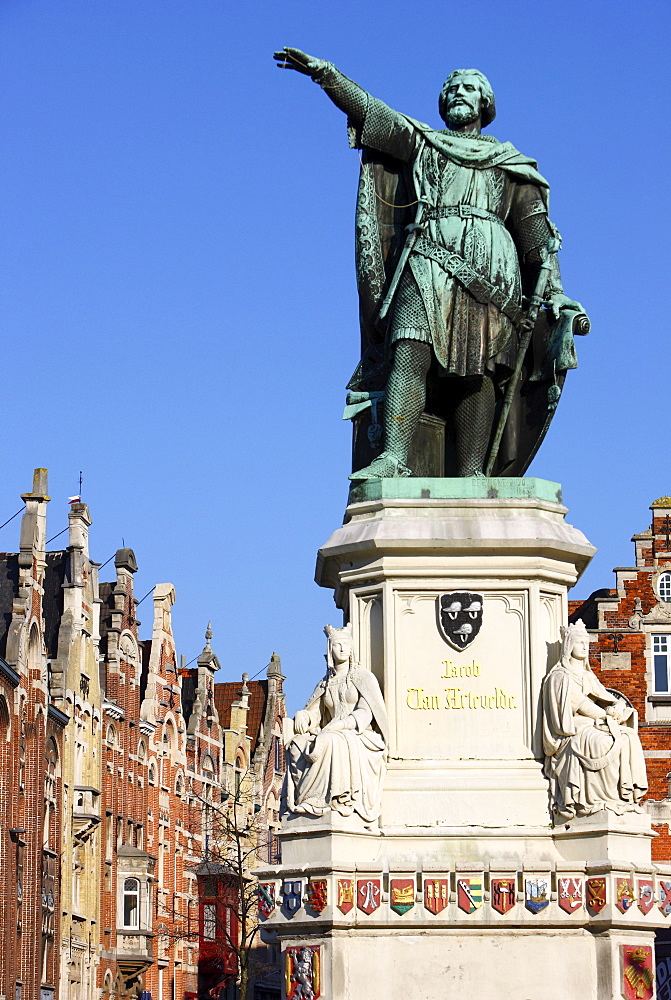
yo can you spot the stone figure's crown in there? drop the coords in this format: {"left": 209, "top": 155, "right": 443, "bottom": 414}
{"left": 560, "top": 619, "right": 589, "bottom": 658}
{"left": 324, "top": 623, "right": 353, "bottom": 642}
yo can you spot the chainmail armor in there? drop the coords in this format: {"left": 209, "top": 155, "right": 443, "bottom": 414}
{"left": 384, "top": 340, "right": 431, "bottom": 464}
{"left": 314, "top": 63, "right": 368, "bottom": 125}
{"left": 516, "top": 211, "right": 552, "bottom": 264}
{"left": 453, "top": 375, "right": 496, "bottom": 476}
{"left": 391, "top": 271, "right": 431, "bottom": 335}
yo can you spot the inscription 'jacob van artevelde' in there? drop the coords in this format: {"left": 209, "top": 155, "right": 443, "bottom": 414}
{"left": 407, "top": 686, "right": 516, "bottom": 710}
{"left": 406, "top": 658, "right": 518, "bottom": 711}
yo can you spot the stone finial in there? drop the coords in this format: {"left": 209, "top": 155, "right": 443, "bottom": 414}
{"left": 241, "top": 672, "right": 250, "bottom": 694}
{"left": 115, "top": 548, "right": 138, "bottom": 573}
{"left": 267, "top": 652, "right": 285, "bottom": 690}
{"left": 153, "top": 583, "right": 176, "bottom": 605}
{"left": 205, "top": 622, "right": 213, "bottom": 649}
{"left": 21, "top": 467, "right": 50, "bottom": 502}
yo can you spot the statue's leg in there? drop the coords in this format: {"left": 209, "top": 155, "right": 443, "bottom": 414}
{"left": 385, "top": 339, "right": 431, "bottom": 463}
{"left": 349, "top": 339, "right": 431, "bottom": 479}
{"left": 453, "top": 374, "right": 495, "bottom": 477}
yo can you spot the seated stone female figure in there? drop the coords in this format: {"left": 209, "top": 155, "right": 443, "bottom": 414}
{"left": 284, "top": 624, "right": 388, "bottom": 824}
{"left": 542, "top": 620, "right": 647, "bottom": 821}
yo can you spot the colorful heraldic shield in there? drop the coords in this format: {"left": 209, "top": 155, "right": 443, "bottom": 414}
{"left": 617, "top": 878, "right": 636, "bottom": 914}
{"left": 307, "top": 879, "right": 328, "bottom": 914}
{"left": 258, "top": 882, "right": 276, "bottom": 919}
{"left": 438, "top": 592, "right": 483, "bottom": 650}
{"left": 637, "top": 879, "right": 655, "bottom": 915}
{"left": 558, "top": 877, "right": 583, "bottom": 914}
{"left": 457, "top": 878, "right": 482, "bottom": 914}
{"left": 525, "top": 878, "right": 549, "bottom": 914}
{"left": 357, "top": 878, "right": 381, "bottom": 915}
{"left": 587, "top": 877, "right": 607, "bottom": 914}
{"left": 424, "top": 878, "right": 448, "bottom": 915}
{"left": 622, "top": 945, "right": 654, "bottom": 1000}
{"left": 491, "top": 878, "right": 516, "bottom": 914}
{"left": 283, "top": 879, "right": 303, "bottom": 917}
{"left": 285, "top": 946, "right": 321, "bottom": 1000}
{"left": 659, "top": 880, "right": 671, "bottom": 917}
{"left": 390, "top": 878, "right": 415, "bottom": 915}
{"left": 336, "top": 879, "right": 354, "bottom": 914}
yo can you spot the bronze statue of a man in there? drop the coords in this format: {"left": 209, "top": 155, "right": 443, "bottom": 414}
{"left": 275, "top": 48, "right": 587, "bottom": 479}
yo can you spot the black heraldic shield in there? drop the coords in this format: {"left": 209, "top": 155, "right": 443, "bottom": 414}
{"left": 438, "top": 592, "right": 483, "bottom": 650}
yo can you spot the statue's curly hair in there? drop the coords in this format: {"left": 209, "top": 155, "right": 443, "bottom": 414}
{"left": 438, "top": 69, "right": 496, "bottom": 128}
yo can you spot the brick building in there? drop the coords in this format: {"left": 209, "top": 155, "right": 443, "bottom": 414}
{"left": 0, "top": 469, "right": 69, "bottom": 1000}
{"left": 569, "top": 496, "right": 671, "bottom": 857}
{"left": 0, "top": 470, "right": 286, "bottom": 1000}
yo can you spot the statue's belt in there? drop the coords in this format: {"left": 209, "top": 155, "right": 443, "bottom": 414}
{"left": 412, "top": 235, "right": 524, "bottom": 327}
{"left": 423, "top": 204, "right": 504, "bottom": 226}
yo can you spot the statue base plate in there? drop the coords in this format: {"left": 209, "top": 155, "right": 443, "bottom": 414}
{"left": 348, "top": 474, "right": 563, "bottom": 505}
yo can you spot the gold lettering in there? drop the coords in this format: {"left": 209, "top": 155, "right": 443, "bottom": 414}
{"left": 406, "top": 687, "right": 422, "bottom": 709}
{"left": 444, "top": 687, "right": 463, "bottom": 709}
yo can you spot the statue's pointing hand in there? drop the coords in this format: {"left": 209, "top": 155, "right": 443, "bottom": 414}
{"left": 273, "top": 47, "right": 328, "bottom": 78}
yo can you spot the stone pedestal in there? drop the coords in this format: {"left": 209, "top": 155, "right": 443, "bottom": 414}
{"left": 261, "top": 482, "right": 667, "bottom": 1000}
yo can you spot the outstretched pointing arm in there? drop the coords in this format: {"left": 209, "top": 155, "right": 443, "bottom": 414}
{"left": 273, "top": 47, "right": 369, "bottom": 129}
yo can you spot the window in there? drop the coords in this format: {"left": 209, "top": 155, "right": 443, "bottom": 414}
{"left": 659, "top": 574, "right": 671, "bottom": 603}
{"left": 137, "top": 741, "right": 146, "bottom": 763}
{"left": 274, "top": 737, "right": 282, "bottom": 773}
{"left": 203, "top": 903, "right": 217, "bottom": 941}
{"left": 203, "top": 877, "right": 217, "bottom": 898}
{"left": 234, "top": 757, "right": 243, "bottom": 800}
{"left": 123, "top": 877, "right": 140, "bottom": 929}
{"left": 148, "top": 763, "right": 156, "bottom": 785}
{"left": 268, "top": 833, "right": 281, "bottom": 864}
{"left": 654, "top": 635, "right": 671, "bottom": 692}
{"left": 106, "top": 724, "right": 115, "bottom": 747}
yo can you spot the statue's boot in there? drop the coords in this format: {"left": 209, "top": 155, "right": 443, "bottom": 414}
{"left": 349, "top": 451, "right": 413, "bottom": 480}
{"left": 454, "top": 374, "right": 495, "bottom": 477}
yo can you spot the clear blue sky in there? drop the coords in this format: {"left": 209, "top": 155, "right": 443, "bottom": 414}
{"left": 0, "top": 0, "right": 668, "bottom": 711}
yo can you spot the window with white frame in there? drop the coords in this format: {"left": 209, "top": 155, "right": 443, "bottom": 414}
{"left": 123, "top": 877, "right": 140, "bottom": 929}
{"left": 203, "top": 902, "right": 217, "bottom": 941}
{"left": 653, "top": 635, "right": 671, "bottom": 692}
{"left": 659, "top": 573, "right": 671, "bottom": 603}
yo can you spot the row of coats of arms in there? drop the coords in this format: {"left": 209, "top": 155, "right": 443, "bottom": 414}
{"left": 259, "top": 873, "right": 671, "bottom": 920}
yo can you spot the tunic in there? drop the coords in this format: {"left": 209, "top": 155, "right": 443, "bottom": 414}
{"left": 352, "top": 98, "right": 552, "bottom": 376}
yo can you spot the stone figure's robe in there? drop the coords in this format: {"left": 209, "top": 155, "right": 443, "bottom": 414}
{"left": 542, "top": 662, "right": 648, "bottom": 819}
{"left": 285, "top": 667, "right": 387, "bottom": 823}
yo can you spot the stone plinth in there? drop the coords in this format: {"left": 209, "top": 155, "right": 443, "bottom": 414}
{"left": 263, "top": 483, "right": 667, "bottom": 1000}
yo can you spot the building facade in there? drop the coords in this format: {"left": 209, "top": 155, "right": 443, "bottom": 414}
{"left": 569, "top": 495, "right": 671, "bottom": 855}
{"left": 0, "top": 470, "right": 286, "bottom": 1000}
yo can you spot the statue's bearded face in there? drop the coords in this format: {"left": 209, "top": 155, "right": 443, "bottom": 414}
{"left": 443, "top": 73, "right": 482, "bottom": 127}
